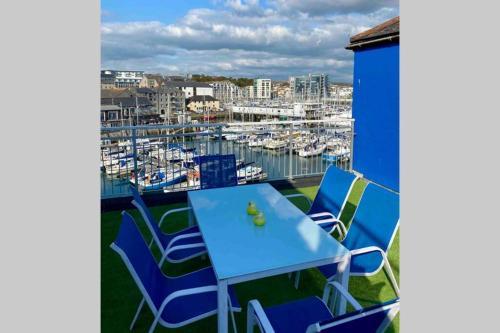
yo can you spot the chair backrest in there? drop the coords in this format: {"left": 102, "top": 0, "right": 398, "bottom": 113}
{"left": 308, "top": 165, "right": 359, "bottom": 219}
{"left": 342, "top": 183, "right": 400, "bottom": 253}
{"left": 129, "top": 185, "right": 163, "bottom": 251}
{"left": 312, "top": 299, "right": 400, "bottom": 333}
{"left": 197, "top": 154, "right": 238, "bottom": 190}
{"left": 110, "top": 211, "right": 168, "bottom": 311}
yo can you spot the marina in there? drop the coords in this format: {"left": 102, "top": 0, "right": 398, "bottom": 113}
{"left": 100, "top": 119, "right": 353, "bottom": 198}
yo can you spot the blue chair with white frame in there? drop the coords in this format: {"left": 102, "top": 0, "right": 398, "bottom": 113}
{"left": 316, "top": 182, "right": 400, "bottom": 298}
{"left": 111, "top": 211, "right": 241, "bottom": 333}
{"left": 130, "top": 185, "right": 207, "bottom": 264}
{"left": 285, "top": 165, "right": 360, "bottom": 236}
{"left": 196, "top": 154, "right": 238, "bottom": 190}
{"left": 247, "top": 281, "right": 399, "bottom": 333}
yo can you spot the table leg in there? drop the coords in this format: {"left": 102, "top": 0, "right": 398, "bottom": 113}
{"left": 218, "top": 280, "right": 229, "bottom": 333}
{"left": 334, "top": 253, "right": 351, "bottom": 315}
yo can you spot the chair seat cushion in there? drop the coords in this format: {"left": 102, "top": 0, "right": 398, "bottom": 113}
{"left": 318, "top": 251, "right": 384, "bottom": 279}
{"left": 160, "top": 267, "right": 241, "bottom": 325}
{"left": 263, "top": 296, "right": 333, "bottom": 333}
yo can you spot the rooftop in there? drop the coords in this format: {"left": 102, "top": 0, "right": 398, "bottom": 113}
{"left": 100, "top": 96, "right": 152, "bottom": 108}
{"left": 188, "top": 95, "right": 218, "bottom": 102}
{"left": 164, "top": 80, "right": 212, "bottom": 88}
{"left": 101, "top": 181, "right": 399, "bottom": 332}
{"left": 346, "top": 16, "right": 399, "bottom": 49}
{"left": 100, "top": 105, "right": 121, "bottom": 112}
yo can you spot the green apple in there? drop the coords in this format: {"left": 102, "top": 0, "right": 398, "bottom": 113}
{"left": 253, "top": 212, "right": 266, "bottom": 226}
{"left": 247, "top": 201, "right": 258, "bottom": 215}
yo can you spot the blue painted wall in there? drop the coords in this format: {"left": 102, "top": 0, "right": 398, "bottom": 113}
{"left": 352, "top": 43, "right": 399, "bottom": 192}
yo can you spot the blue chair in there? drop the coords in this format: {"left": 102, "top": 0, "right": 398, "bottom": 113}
{"left": 111, "top": 211, "right": 241, "bottom": 333}
{"left": 317, "top": 182, "right": 400, "bottom": 297}
{"left": 247, "top": 281, "right": 399, "bottom": 333}
{"left": 285, "top": 165, "right": 360, "bottom": 236}
{"left": 130, "top": 185, "right": 207, "bottom": 264}
{"left": 196, "top": 154, "right": 238, "bottom": 190}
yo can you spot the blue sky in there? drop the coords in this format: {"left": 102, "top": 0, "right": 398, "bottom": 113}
{"left": 101, "top": 0, "right": 399, "bottom": 82}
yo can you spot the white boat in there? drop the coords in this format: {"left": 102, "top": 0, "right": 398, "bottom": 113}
{"left": 264, "top": 139, "right": 287, "bottom": 150}
{"left": 154, "top": 146, "right": 197, "bottom": 162}
{"left": 130, "top": 167, "right": 188, "bottom": 190}
{"left": 105, "top": 158, "right": 145, "bottom": 176}
{"left": 298, "top": 144, "right": 326, "bottom": 157}
{"left": 326, "top": 138, "right": 344, "bottom": 149}
{"left": 100, "top": 151, "right": 133, "bottom": 168}
{"left": 248, "top": 138, "right": 265, "bottom": 148}
{"left": 224, "top": 134, "right": 238, "bottom": 141}
{"left": 237, "top": 165, "right": 267, "bottom": 183}
{"left": 322, "top": 147, "right": 350, "bottom": 162}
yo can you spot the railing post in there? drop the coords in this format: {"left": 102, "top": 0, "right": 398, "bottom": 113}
{"left": 218, "top": 125, "right": 223, "bottom": 155}
{"left": 349, "top": 120, "right": 354, "bottom": 172}
{"left": 131, "top": 127, "right": 139, "bottom": 190}
{"left": 288, "top": 124, "right": 293, "bottom": 180}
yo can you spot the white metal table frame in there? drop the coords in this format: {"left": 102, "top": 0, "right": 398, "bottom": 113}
{"left": 187, "top": 186, "right": 351, "bottom": 333}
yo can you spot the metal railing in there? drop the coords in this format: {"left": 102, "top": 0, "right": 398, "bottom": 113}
{"left": 100, "top": 119, "right": 354, "bottom": 198}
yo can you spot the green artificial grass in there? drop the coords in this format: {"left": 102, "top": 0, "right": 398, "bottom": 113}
{"left": 101, "top": 180, "right": 399, "bottom": 332}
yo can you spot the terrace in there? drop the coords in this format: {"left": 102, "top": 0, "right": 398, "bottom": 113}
{"left": 101, "top": 179, "right": 399, "bottom": 332}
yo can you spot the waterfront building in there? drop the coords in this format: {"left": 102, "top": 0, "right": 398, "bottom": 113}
{"left": 100, "top": 95, "right": 158, "bottom": 126}
{"left": 100, "top": 70, "right": 116, "bottom": 90}
{"left": 210, "top": 81, "right": 242, "bottom": 103}
{"left": 139, "top": 74, "right": 165, "bottom": 88}
{"left": 164, "top": 80, "right": 213, "bottom": 98}
{"left": 187, "top": 95, "right": 220, "bottom": 113}
{"left": 100, "top": 70, "right": 145, "bottom": 88}
{"left": 135, "top": 87, "right": 185, "bottom": 120}
{"left": 272, "top": 81, "right": 291, "bottom": 100}
{"left": 348, "top": 16, "right": 399, "bottom": 191}
{"left": 100, "top": 104, "right": 122, "bottom": 127}
{"left": 114, "top": 70, "right": 144, "bottom": 88}
{"left": 242, "top": 85, "right": 255, "bottom": 99}
{"left": 254, "top": 78, "right": 272, "bottom": 99}
{"left": 329, "top": 84, "right": 353, "bottom": 99}
{"left": 289, "top": 73, "right": 329, "bottom": 101}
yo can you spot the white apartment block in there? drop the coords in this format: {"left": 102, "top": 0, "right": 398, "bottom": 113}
{"left": 254, "top": 79, "right": 272, "bottom": 99}
{"left": 114, "top": 70, "right": 144, "bottom": 88}
{"left": 164, "top": 81, "right": 213, "bottom": 98}
{"left": 210, "top": 81, "right": 242, "bottom": 103}
{"left": 242, "top": 85, "right": 255, "bottom": 99}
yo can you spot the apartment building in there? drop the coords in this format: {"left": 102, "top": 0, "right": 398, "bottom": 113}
{"left": 164, "top": 81, "right": 213, "bottom": 98}
{"left": 253, "top": 78, "right": 272, "bottom": 99}
{"left": 289, "top": 73, "right": 329, "bottom": 100}
{"left": 187, "top": 95, "right": 220, "bottom": 113}
{"left": 101, "top": 70, "right": 145, "bottom": 88}
{"left": 210, "top": 81, "right": 242, "bottom": 103}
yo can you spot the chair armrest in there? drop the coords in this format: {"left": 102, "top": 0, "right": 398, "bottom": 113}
{"left": 314, "top": 218, "right": 347, "bottom": 239}
{"left": 325, "top": 281, "right": 362, "bottom": 311}
{"left": 166, "top": 232, "right": 203, "bottom": 251}
{"left": 350, "top": 246, "right": 385, "bottom": 258}
{"left": 309, "top": 212, "right": 337, "bottom": 220}
{"left": 158, "top": 207, "right": 191, "bottom": 227}
{"left": 284, "top": 193, "right": 312, "bottom": 208}
{"left": 248, "top": 299, "right": 276, "bottom": 333}
{"left": 159, "top": 242, "right": 206, "bottom": 266}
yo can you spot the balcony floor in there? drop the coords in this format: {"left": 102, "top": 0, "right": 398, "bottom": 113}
{"left": 101, "top": 180, "right": 399, "bottom": 332}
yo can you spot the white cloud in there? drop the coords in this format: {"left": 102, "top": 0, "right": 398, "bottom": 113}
{"left": 271, "top": 0, "right": 398, "bottom": 16}
{"left": 101, "top": 2, "right": 399, "bottom": 82}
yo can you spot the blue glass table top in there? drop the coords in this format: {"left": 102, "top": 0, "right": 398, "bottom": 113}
{"left": 188, "top": 183, "right": 350, "bottom": 281}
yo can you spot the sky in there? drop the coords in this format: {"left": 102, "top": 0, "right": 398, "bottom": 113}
{"left": 101, "top": 0, "right": 399, "bottom": 83}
